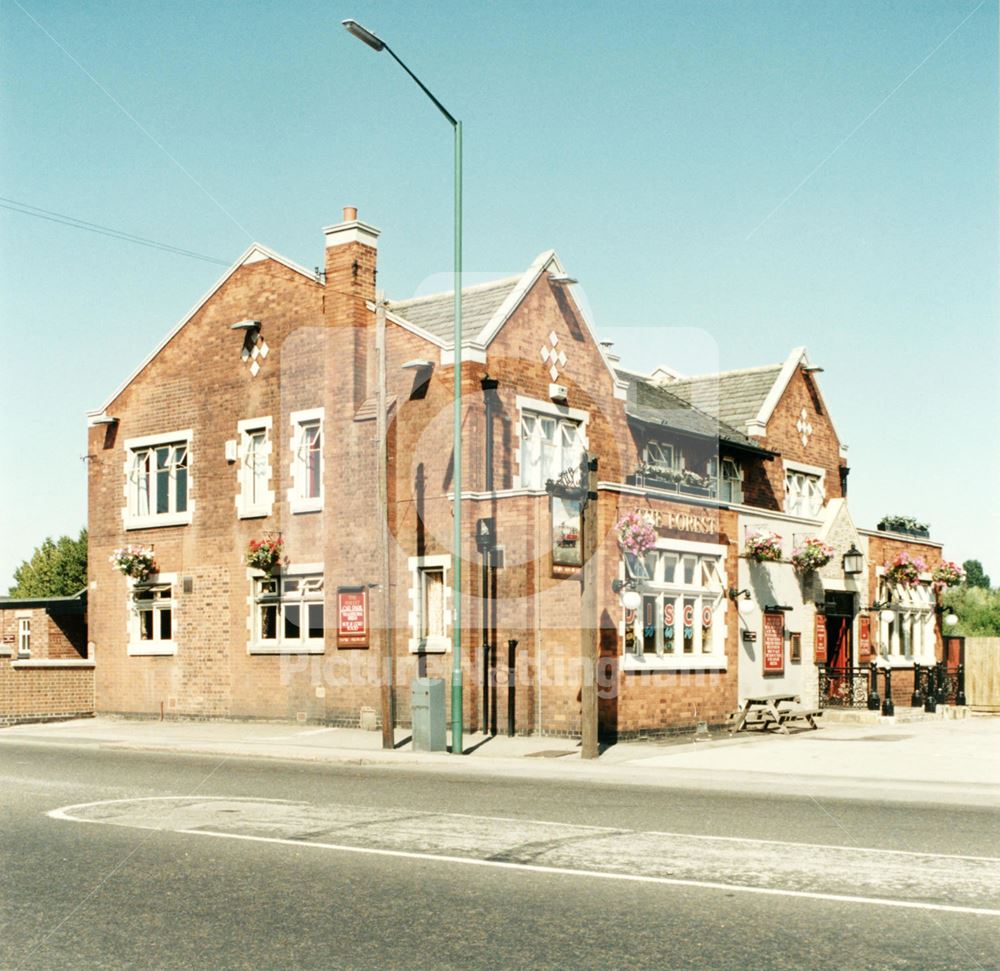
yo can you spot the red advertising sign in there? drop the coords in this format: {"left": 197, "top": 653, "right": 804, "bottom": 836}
{"left": 763, "top": 612, "right": 785, "bottom": 675}
{"left": 814, "top": 614, "right": 828, "bottom": 663}
{"left": 337, "top": 587, "right": 369, "bottom": 648}
{"left": 858, "top": 615, "right": 872, "bottom": 661}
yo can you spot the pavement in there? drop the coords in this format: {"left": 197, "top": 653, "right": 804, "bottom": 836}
{"left": 4, "top": 710, "right": 999, "bottom": 806}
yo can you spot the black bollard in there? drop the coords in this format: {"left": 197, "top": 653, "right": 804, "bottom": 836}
{"left": 881, "top": 665, "right": 894, "bottom": 717}
{"left": 956, "top": 663, "right": 967, "bottom": 707}
{"left": 911, "top": 663, "right": 923, "bottom": 707}
{"left": 935, "top": 661, "right": 947, "bottom": 705}
{"left": 867, "top": 661, "right": 881, "bottom": 711}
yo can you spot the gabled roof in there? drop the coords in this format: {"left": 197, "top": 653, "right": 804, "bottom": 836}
{"left": 386, "top": 250, "right": 628, "bottom": 397}
{"left": 623, "top": 376, "right": 773, "bottom": 454}
{"left": 386, "top": 276, "right": 521, "bottom": 344}
{"left": 663, "top": 363, "right": 784, "bottom": 432}
{"left": 88, "top": 242, "right": 319, "bottom": 421}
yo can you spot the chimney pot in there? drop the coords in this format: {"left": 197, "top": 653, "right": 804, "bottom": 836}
{"left": 343, "top": 206, "right": 358, "bottom": 222}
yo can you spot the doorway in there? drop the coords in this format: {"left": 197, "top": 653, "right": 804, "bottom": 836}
{"left": 825, "top": 591, "right": 856, "bottom": 670}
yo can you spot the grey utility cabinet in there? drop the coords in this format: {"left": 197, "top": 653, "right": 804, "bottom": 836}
{"left": 411, "top": 677, "right": 447, "bottom": 752}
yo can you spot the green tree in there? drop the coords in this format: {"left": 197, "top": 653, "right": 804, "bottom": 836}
{"left": 962, "top": 559, "right": 991, "bottom": 590}
{"left": 8, "top": 528, "right": 88, "bottom": 598}
{"left": 942, "top": 585, "right": 1000, "bottom": 637}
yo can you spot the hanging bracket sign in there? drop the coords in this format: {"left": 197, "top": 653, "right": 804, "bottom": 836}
{"left": 337, "top": 586, "right": 369, "bottom": 648}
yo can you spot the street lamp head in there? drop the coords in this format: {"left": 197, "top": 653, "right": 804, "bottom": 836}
{"left": 342, "top": 19, "right": 385, "bottom": 52}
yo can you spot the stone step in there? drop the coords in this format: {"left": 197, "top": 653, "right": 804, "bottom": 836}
{"left": 819, "top": 705, "right": 970, "bottom": 725}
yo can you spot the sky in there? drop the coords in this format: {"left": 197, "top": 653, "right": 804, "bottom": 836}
{"left": 1, "top": 0, "right": 997, "bottom": 588}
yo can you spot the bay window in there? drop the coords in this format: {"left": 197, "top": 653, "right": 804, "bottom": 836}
{"left": 880, "top": 583, "right": 936, "bottom": 665}
{"left": 623, "top": 543, "right": 728, "bottom": 670}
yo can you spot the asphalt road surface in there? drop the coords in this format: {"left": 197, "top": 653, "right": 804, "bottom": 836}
{"left": 2, "top": 739, "right": 999, "bottom": 971}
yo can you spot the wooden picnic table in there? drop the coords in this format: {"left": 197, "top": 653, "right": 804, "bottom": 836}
{"left": 729, "top": 692, "right": 822, "bottom": 734}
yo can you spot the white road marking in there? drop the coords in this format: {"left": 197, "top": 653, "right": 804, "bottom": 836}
{"left": 175, "top": 826, "right": 1000, "bottom": 918}
{"left": 47, "top": 796, "right": 1000, "bottom": 917}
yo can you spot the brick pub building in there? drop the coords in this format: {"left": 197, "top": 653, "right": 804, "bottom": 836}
{"left": 85, "top": 208, "right": 952, "bottom": 738}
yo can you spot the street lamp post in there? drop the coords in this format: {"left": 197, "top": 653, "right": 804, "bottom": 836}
{"left": 343, "top": 19, "right": 465, "bottom": 754}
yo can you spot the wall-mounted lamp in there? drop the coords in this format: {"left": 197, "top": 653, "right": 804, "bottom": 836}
{"left": 612, "top": 578, "right": 642, "bottom": 612}
{"left": 231, "top": 319, "right": 261, "bottom": 336}
{"left": 842, "top": 544, "right": 864, "bottom": 576}
{"left": 764, "top": 604, "right": 793, "bottom": 613}
{"left": 401, "top": 359, "right": 434, "bottom": 371}
{"left": 936, "top": 604, "right": 959, "bottom": 627}
{"left": 870, "top": 601, "right": 896, "bottom": 623}
{"left": 728, "top": 588, "right": 756, "bottom": 615}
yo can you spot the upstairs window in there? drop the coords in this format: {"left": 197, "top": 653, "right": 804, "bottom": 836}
{"left": 237, "top": 418, "right": 273, "bottom": 518}
{"left": 252, "top": 573, "right": 325, "bottom": 653}
{"left": 520, "top": 412, "right": 582, "bottom": 490}
{"left": 124, "top": 432, "right": 193, "bottom": 529}
{"left": 709, "top": 457, "right": 744, "bottom": 503}
{"left": 644, "top": 441, "right": 675, "bottom": 472}
{"left": 289, "top": 408, "right": 324, "bottom": 513}
{"left": 784, "top": 463, "right": 824, "bottom": 518}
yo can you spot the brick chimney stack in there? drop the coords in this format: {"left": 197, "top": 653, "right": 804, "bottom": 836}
{"left": 324, "top": 207, "right": 380, "bottom": 410}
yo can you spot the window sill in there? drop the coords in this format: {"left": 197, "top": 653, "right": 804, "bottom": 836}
{"left": 248, "top": 643, "right": 325, "bottom": 655}
{"left": 128, "top": 642, "right": 177, "bottom": 657}
{"left": 622, "top": 653, "right": 728, "bottom": 673}
{"left": 290, "top": 499, "right": 323, "bottom": 515}
{"left": 408, "top": 637, "right": 449, "bottom": 654}
{"left": 882, "top": 656, "right": 936, "bottom": 669}
{"left": 11, "top": 658, "right": 95, "bottom": 669}
{"left": 238, "top": 507, "right": 272, "bottom": 520}
{"left": 124, "top": 512, "right": 192, "bottom": 530}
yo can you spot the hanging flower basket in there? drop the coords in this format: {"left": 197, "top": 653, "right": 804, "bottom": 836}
{"left": 247, "top": 537, "right": 284, "bottom": 576}
{"left": 791, "top": 537, "right": 834, "bottom": 573}
{"left": 744, "top": 529, "right": 783, "bottom": 563}
{"left": 110, "top": 545, "right": 157, "bottom": 582}
{"left": 931, "top": 560, "right": 964, "bottom": 594}
{"left": 616, "top": 512, "right": 657, "bottom": 558}
{"left": 883, "top": 550, "right": 926, "bottom": 588}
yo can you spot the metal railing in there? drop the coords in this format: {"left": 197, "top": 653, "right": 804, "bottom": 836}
{"left": 817, "top": 664, "right": 874, "bottom": 709}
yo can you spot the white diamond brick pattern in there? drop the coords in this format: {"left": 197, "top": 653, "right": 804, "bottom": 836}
{"left": 795, "top": 408, "right": 813, "bottom": 447}
{"left": 242, "top": 336, "right": 269, "bottom": 378}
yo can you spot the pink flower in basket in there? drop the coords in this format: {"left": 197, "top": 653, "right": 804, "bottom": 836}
{"left": 745, "top": 529, "right": 783, "bottom": 563}
{"left": 616, "top": 512, "right": 657, "bottom": 557}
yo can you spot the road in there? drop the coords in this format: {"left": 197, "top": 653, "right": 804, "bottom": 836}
{"left": 2, "top": 739, "right": 999, "bottom": 971}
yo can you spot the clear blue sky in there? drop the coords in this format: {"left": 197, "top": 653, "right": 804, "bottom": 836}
{"left": 2, "top": 0, "right": 997, "bottom": 588}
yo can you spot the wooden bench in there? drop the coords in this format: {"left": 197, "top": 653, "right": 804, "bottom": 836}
{"left": 775, "top": 706, "right": 822, "bottom": 730}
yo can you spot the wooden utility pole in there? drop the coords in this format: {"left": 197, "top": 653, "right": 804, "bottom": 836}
{"left": 580, "top": 455, "right": 599, "bottom": 760}
{"left": 375, "top": 293, "right": 395, "bottom": 749}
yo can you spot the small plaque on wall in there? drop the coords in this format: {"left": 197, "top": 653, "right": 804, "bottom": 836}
{"left": 858, "top": 615, "right": 871, "bottom": 662}
{"left": 337, "top": 587, "right": 369, "bottom": 648}
{"left": 763, "top": 612, "right": 784, "bottom": 675}
{"left": 814, "top": 614, "right": 827, "bottom": 663}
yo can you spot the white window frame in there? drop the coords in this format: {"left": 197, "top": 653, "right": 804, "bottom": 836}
{"left": 644, "top": 440, "right": 676, "bottom": 472}
{"left": 783, "top": 460, "right": 825, "bottom": 519}
{"left": 17, "top": 617, "right": 31, "bottom": 657}
{"left": 127, "top": 572, "right": 177, "bottom": 656}
{"left": 288, "top": 408, "right": 324, "bottom": 513}
{"left": 622, "top": 538, "right": 728, "bottom": 671}
{"left": 122, "top": 431, "right": 194, "bottom": 530}
{"left": 248, "top": 565, "right": 325, "bottom": 655}
{"left": 407, "top": 554, "right": 451, "bottom": 653}
{"left": 236, "top": 417, "right": 274, "bottom": 518}
{"left": 709, "top": 456, "right": 743, "bottom": 504}
{"left": 514, "top": 395, "right": 589, "bottom": 491}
